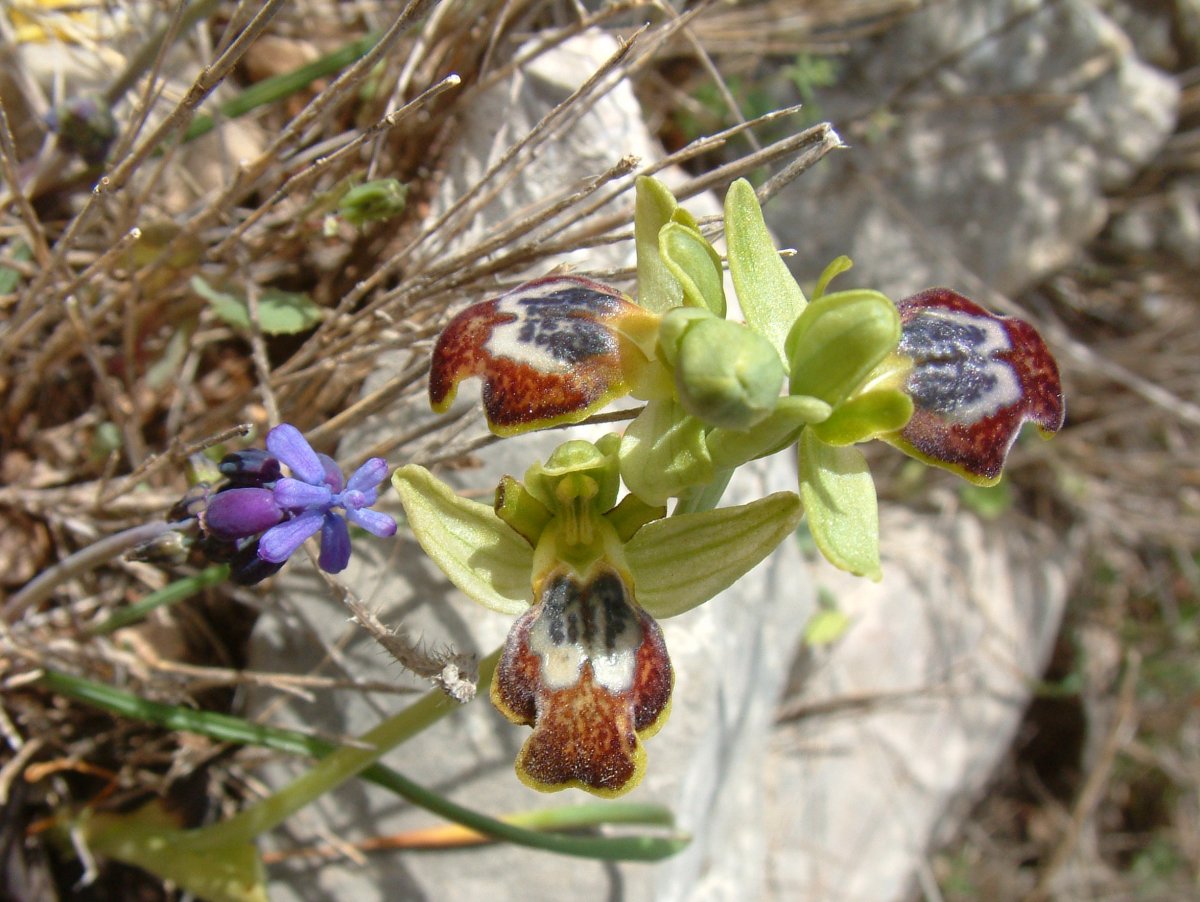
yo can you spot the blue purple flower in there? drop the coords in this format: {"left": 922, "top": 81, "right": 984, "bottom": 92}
{"left": 202, "top": 424, "right": 396, "bottom": 578}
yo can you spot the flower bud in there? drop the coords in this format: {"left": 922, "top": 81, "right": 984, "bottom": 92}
{"left": 218, "top": 449, "right": 282, "bottom": 486}
{"left": 674, "top": 318, "right": 784, "bottom": 430}
{"left": 203, "top": 487, "right": 285, "bottom": 539}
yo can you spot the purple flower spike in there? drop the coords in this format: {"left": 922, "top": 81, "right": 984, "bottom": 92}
{"left": 256, "top": 426, "right": 397, "bottom": 571}
{"left": 884, "top": 288, "right": 1065, "bottom": 485}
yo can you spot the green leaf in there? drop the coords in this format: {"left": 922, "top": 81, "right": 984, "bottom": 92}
{"left": 803, "top": 607, "right": 851, "bottom": 646}
{"left": 0, "top": 240, "right": 32, "bottom": 293}
{"left": 627, "top": 491, "right": 802, "bottom": 618}
{"left": 785, "top": 288, "right": 899, "bottom": 405}
{"left": 810, "top": 388, "right": 913, "bottom": 446}
{"left": 392, "top": 465, "right": 533, "bottom": 614}
{"left": 658, "top": 221, "right": 726, "bottom": 316}
{"left": 191, "top": 276, "right": 323, "bottom": 335}
{"left": 634, "top": 176, "right": 684, "bottom": 313}
{"left": 797, "top": 429, "right": 881, "bottom": 580}
{"left": 79, "top": 802, "right": 266, "bottom": 902}
{"left": 338, "top": 178, "right": 408, "bottom": 226}
{"left": 724, "top": 178, "right": 806, "bottom": 361}
{"left": 618, "top": 400, "right": 714, "bottom": 506}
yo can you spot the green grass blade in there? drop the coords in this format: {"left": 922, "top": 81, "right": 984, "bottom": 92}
{"left": 182, "top": 31, "right": 381, "bottom": 142}
{"left": 87, "top": 564, "right": 230, "bottom": 636}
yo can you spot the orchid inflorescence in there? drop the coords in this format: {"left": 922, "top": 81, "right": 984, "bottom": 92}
{"left": 395, "top": 176, "right": 1065, "bottom": 796}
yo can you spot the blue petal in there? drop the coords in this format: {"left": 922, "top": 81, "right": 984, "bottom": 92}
{"left": 345, "top": 457, "right": 389, "bottom": 493}
{"left": 204, "top": 487, "right": 284, "bottom": 538}
{"left": 258, "top": 510, "right": 324, "bottom": 563}
{"left": 318, "top": 513, "right": 351, "bottom": 572}
{"left": 273, "top": 477, "right": 332, "bottom": 511}
{"left": 345, "top": 506, "right": 397, "bottom": 538}
{"left": 317, "top": 453, "right": 343, "bottom": 492}
{"left": 266, "top": 424, "right": 325, "bottom": 486}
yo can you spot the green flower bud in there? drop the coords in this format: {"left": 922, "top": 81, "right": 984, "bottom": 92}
{"left": 675, "top": 317, "right": 785, "bottom": 430}
{"left": 338, "top": 178, "right": 408, "bottom": 226}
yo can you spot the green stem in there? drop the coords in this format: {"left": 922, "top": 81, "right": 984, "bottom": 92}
{"left": 178, "top": 648, "right": 502, "bottom": 851}
{"left": 41, "top": 661, "right": 688, "bottom": 861}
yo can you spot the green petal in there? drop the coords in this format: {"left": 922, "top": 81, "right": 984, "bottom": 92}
{"left": 786, "top": 288, "right": 900, "bottom": 406}
{"left": 392, "top": 465, "right": 533, "bottom": 614}
{"left": 635, "top": 176, "right": 685, "bottom": 313}
{"left": 626, "top": 492, "right": 803, "bottom": 618}
{"left": 724, "top": 178, "right": 806, "bottom": 362}
{"left": 618, "top": 400, "right": 714, "bottom": 506}
{"left": 810, "top": 388, "right": 913, "bottom": 446}
{"left": 659, "top": 221, "right": 726, "bottom": 316}
{"left": 797, "top": 429, "right": 881, "bottom": 580}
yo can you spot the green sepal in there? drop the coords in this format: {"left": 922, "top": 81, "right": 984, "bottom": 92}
{"left": 659, "top": 221, "right": 726, "bottom": 316}
{"left": 705, "top": 394, "right": 832, "bottom": 468}
{"left": 635, "top": 176, "right": 685, "bottom": 313}
{"left": 619, "top": 400, "right": 714, "bottom": 506}
{"left": 494, "top": 476, "right": 552, "bottom": 546}
{"left": 606, "top": 494, "right": 668, "bottom": 544}
{"left": 811, "top": 254, "right": 853, "bottom": 301}
{"left": 392, "top": 465, "right": 534, "bottom": 614}
{"left": 674, "top": 317, "right": 784, "bottom": 430}
{"left": 797, "top": 429, "right": 882, "bottom": 581}
{"left": 724, "top": 178, "right": 806, "bottom": 362}
{"left": 626, "top": 492, "right": 803, "bottom": 618}
{"left": 809, "top": 389, "right": 914, "bottom": 446}
{"left": 785, "top": 289, "right": 900, "bottom": 406}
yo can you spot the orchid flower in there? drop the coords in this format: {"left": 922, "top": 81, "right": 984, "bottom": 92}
{"left": 423, "top": 177, "right": 1063, "bottom": 581}
{"left": 392, "top": 435, "right": 800, "bottom": 796}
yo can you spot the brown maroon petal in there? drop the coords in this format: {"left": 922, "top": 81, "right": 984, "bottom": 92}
{"left": 490, "top": 565, "right": 673, "bottom": 797}
{"left": 429, "top": 276, "right": 651, "bottom": 436}
{"left": 886, "top": 288, "right": 1065, "bottom": 484}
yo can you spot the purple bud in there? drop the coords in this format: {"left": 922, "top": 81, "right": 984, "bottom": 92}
{"left": 229, "top": 540, "right": 285, "bottom": 585}
{"left": 203, "top": 487, "right": 285, "bottom": 538}
{"left": 219, "top": 450, "right": 282, "bottom": 486}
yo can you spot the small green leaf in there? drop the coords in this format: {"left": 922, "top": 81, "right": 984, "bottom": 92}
{"left": 191, "top": 276, "right": 323, "bottom": 335}
{"left": 256, "top": 289, "right": 324, "bottom": 334}
{"left": 0, "top": 241, "right": 32, "bottom": 293}
{"left": 659, "top": 221, "right": 726, "bottom": 316}
{"left": 803, "top": 607, "right": 851, "bottom": 646}
{"left": 797, "top": 429, "right": 881, "bottom": 580}
{"left": 810, "top": 389, "right": 913, "bottom": 446}
{"left": 786, "top": 289, "right": 899, "bottom": 405}
{"left": 724, "top": 178, "right": 806, "bottom": 361}
{"left": 627, "top": 491, "right": 802, "bottom": 618}
{"left": 635, "top": 176, "right": 684, "bottom": 313}
{"left": 338, "top": 178, "right": 408, "bottom": 226}
{"left": 392, "top": 465, "right": 533, "bottom": 614}
{"left": 618, "top": 400, "right": 714, "bottom": 506}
